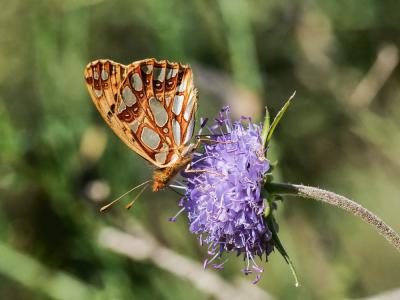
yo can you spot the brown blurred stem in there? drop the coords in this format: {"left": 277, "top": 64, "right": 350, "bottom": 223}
{"left": 266, "top": 183, "right": 400, "bottom": 253}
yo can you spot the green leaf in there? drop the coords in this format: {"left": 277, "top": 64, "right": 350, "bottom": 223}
{"left": 263, "top": 199, "right": 270, "bottom": 217}
{"left": 261, "top": 106, "right": 271, "bottom": 145}
{"left": 266, "top": 213, "right": 300, "bottom": 287}
{"left": 264, "top": 91, "right": 296, "bottom": 147}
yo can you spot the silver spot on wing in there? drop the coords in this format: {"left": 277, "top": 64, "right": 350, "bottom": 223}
{"left": 172, "top": 119, "right": 181, "bottom": 146}
{"left": 93, "top": 70, "right": 99, "bottom": 80}
{"left": 184, "top": 91, "right": 195, "bottom": 121}
{"left": 155, "top": 151, "right": 168, "bottom": 164}
{"left": 129, "top": 120, "right": 139, "bottom": 133}
{"left": 130, "top": 73, "right": 143, "bottom": 91}
{"left": 122, "top": 86, "right": 137, "bottom": 106}
{"left": 94, "top": 89, "right": 102, "bottom": 98}
{"left": 117, "top": 101, "right": 127, "bottom": 113}
{"left": 149, "top": 97, "right": 168, "bottom": 127}
{"left": 154, "top": 67, "right": 166, "bottom": 82}
{"left": 165, "top": 96, "right": 171, "bottom": 107}
{"left": 166, "top": 68, "right": 178, "bottom": 79}
{"left": 141, "top": 64, "right": 153, "bottom": 74}
{"left": 141, "top": 127, "right": 161, "bottom": 150}
{"left": 155, "top": 143, "right": 169, "bottom": 164}
{"left": 166, "top": 68, "right": 173, "bottom": 79}
{"left": 172, "top": 95, "right": 184, "bottom": 115}
{"left": 101, "top": 69, "right": 109, "bottom": 80}
{"left": 184, "top": 117, "right": 195, "bottom": 145}
{"left": 177, "top": 79, "right": 187, "bottom": 92}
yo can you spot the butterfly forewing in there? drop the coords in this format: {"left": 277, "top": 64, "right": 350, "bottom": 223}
{"left": 84, "top": 58, "right": 197, "bottom": 169}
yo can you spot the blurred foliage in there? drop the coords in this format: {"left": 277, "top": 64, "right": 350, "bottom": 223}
{"left": 1, "top": 0, "right": 400, "bottom": 299}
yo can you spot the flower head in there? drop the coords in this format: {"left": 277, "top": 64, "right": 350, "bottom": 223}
{"left": 181, "top": 107, "right": 274, "bottom": 280}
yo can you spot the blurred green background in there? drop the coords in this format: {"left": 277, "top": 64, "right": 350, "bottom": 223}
{"left": 1, "top": 0, "right": 399, "bottom": 299}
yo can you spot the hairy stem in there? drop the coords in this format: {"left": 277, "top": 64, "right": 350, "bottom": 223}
{"left": 266, "top": 183, "right": 400, "bottom": 253}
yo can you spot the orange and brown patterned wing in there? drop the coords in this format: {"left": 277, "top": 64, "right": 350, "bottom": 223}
{"left": 123, "top": 59, "right": 197, "bottom": 168}
{"left": 84, "top": 59, "right": 159, "bottom": 165}
{"left": 84, "top": 58, "right": 198, "bottom": 168}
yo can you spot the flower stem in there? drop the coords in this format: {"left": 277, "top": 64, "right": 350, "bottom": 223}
{"left": 266, "top": 182, "right": 400, "bottom": 253}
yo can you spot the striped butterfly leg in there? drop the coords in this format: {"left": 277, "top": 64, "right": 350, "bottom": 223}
{"left": 194, "top": 137, "right": 234, "bottom": 146}
{"left": 191, "top": 134, "right": 236, "bottom": 153}
{"left": 183, "top": 159, "right": 225, "bottom": 177}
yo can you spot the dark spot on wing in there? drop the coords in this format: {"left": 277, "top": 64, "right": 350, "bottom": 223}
{"left": 85, "top": 76, "right": 93, "bottom": 84}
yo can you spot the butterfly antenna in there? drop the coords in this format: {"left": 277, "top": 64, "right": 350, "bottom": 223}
{"left": 100, "top": 180, "right": 150, "bottom": 212}
{"left": 125, "top": 183, "right": 149, "bottom": 210}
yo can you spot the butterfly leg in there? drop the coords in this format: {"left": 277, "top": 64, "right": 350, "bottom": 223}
{"left": 183, "top": 163, "right": 225, "bottom": 177}
{"left": 194, "top": 137, "right": 235, "bottom": 149}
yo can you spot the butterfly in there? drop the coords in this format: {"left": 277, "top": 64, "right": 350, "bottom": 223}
{"left": 84, "top": 58, "right": 198, "bottom": 192}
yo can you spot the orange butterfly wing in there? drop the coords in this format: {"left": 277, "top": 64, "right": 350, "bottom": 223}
{"left": 84, "top": 58, "right": 197, "bottom": 169}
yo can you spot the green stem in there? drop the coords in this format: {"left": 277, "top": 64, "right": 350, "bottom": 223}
{"left": 266, "top": 183, "right": 400, "bottom": 253}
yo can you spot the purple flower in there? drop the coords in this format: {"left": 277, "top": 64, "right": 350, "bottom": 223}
{"left": 181, "top": 107, "right": 274, "bottom": 281}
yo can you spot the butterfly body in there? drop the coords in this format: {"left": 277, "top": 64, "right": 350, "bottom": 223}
{"left": 84, "top": 58, "right": 198, "bottom": 190}
{"left": 152, "top": 154, "right": 193, "bottom": 191}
